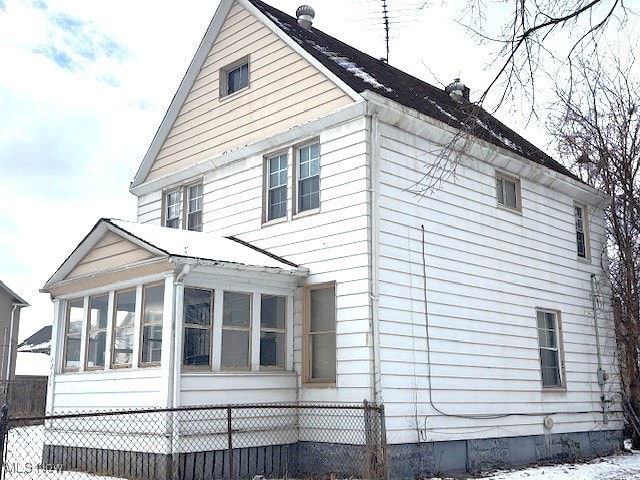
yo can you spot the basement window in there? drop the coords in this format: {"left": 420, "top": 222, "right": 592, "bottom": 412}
{"left": 220, "top": 57, "right": 249, "bottom": 98}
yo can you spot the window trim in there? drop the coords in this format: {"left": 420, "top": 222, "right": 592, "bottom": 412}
{"left": 139, "top": 282, "right": 165, "bottom": 367}
{"left": 495, "top": 172, "right": 522, "bottom": 212}
{"left": 62, "top": 298, "right": 85, "bottom": 372}
{"left": 182, "top": 287, "right": 214, "bottom": 369}
{"left": 111, "top": 288, "right": 137, "bottom": 369}
{"left": 219, "top": 56, "right": 250, "bottom": 99}
{"left": 259, "top": 294, "right": 287, "bottom": 371}
{"left": 302, "top": 282, "right": 337, "bottom": 386}
{"left": 85, "top": 294, "right": 109, "bottom": 371}
{"left": 220, "top": 291, "right": 253, "bottom": 370}
{"left": 574, "top": 203, "right": 591, "bottom": 260}
{"left": 162, "top": 182, "right": 203, "bottom": 231}
{"left": 263, "top": 151, "right": 289, "bottom": 224}
{"left": 536, "top": 309, "right": 566, "bottom": 390}
{"left": 294, "top": 140, "right": 321, "bottom": 216}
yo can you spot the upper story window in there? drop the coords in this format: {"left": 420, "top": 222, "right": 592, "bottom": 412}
{"left": 220, "top": 57, "right": 249, "bottom": 98}
{"left": 63, "top": 298, "right": 84, "bottom": 371}
{"left": 297, "top": 142, "right": 320, "bottom": 213}
{"left": 536, "top": 309, "right": 564, "bottom": 389}
{"left": 496, "top": 173, "right": 521, "bottom": 211}
{"left": 574, "top": 204, "right": 590, "bottom": 259}
{"left": 163, "top": 183, "right": 203, "bottom": 232}
{"left": 303, "top": 282, "right": 336, "bottom": 385}
{"left": 86, "top": 294, "right": 108, "bottom": 370}
{"left": 266, "top": 153, "right": 288, "bottom": 221}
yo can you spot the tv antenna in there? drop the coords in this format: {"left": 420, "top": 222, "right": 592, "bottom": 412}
{"left": 382, "top": 0, "right": 389, "bottom": 62}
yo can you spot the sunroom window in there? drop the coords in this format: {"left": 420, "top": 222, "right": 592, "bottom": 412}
{"left": 221, "top": 292, "right": 251, "bottom": 369}
{"left": 86, "top": 294, "right": 108, "bottom": 370}
{"left": 183, "top": 288, "right": 213, "bottom": 367}
{"left": 140, "top": 284, "right": 164, "bottom": 365}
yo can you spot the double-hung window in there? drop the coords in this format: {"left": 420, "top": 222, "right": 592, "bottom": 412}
{"left": 303, "top": 283, "right": 336, "bottom": 384}
{"left": 183, "top": 288, "right": 213, "bottom": 367}
{"left": 63, "top": 298, "right": 84, "bottom": 371}
{"left": 297, "top": 142, "right": 320, "bottom": 212}
{"left": 112, "top": 289, "right": 135, "bottom": 367}
{"left": 266, "top": 153, "right": 288, "bottom": 221}
{"left": 496, "top": 173, "right": 520, "bottom": 211}
{"left": 163, "top": 183, "right": 203, "bottom": 232}
{"left": 221, "top": 292, "right": 252, "bottom": 369}
{"left": 140, "top": 284, "right": 164, "bottom": 366}
{"left": 536, "top": 309, "right": 564, "bottom": 388}
{"left": 574, "top": 204, "right": 590, "bottom": 259}
{"left": 260, "top": 295, "right": 286, "bottom": 368}
{"left": 86, "top": 294, "right": 108, "bottom": 370}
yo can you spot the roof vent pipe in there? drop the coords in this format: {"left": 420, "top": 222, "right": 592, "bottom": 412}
{"left": 296, "top": 5, "right": 315, "bottom": 31}
{"left": 445, "top": 78, "right": 470, "bottom": 103}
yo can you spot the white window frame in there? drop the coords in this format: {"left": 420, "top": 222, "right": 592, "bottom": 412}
{"left": 496, "top": 172, "right": 521, "bottom": 211}
{"left": 182, "top": 288, "right": 213, "bottom": 369}
{"left": 163, "top": 182, "right": 203, "bottom": 231}
{"left": 85, "top": 294, "right": 109, "bottom": 370}
{"left": 264, "top": 152, "right": 289, "bottom": 222}
{"left": 140, "top": 283, "right": 165, "bottom": 367}
{"left": 295, "top": 141, "right": 321, "bottom": 214}
{"left": 302, "top": 282, "right": 336, "bottom": 386}
{"left": 536, "top": 309, "right": 565, "bottom": 389}
{"left": 63, "top": 298, "right": 85, "bottom": 372}
{"left": 220, "top": 56, "right": 249, "bottom": 98}
{"left": 221, "top": 291, "right": 252, "bottom": 370}
{"left": 111, "top": 288, "right": 136, "bottom": 368}
{"left": 259, "top": 294, "right": 287, "bottom": 370}
{"left": 574, "top": 203, "right": 590, "bottom": 260}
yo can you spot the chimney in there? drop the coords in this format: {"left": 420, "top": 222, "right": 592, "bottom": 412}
{"left": 445, "top": 78, "right": 470, "bottom": 103}
{"left": 296, "top": 5, "right": 315, "bottom": 31}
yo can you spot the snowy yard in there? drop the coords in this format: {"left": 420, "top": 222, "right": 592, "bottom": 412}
{"left": 429, "top": 451, "right": 640, "bottom": 480}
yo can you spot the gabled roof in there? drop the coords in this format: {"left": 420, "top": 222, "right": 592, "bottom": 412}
{"left": 43, "top": 218, "right": 306, "bottom": 291}
{"left": 247, "top": 0, "right": 576, "bottom": 180}
{"left": 0, "top": 280, "right": 29, "bottom": 306}
{"left": 18, "top": 325, "right": 51, "bottom": 354}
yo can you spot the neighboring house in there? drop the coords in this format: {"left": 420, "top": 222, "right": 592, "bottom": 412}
{"left": 0, "top": 280, "right": 29, "bottom": 387}
{"left": 41, "top": 0, "right": 622, "bottom": 477}
{"left": 18, "top": 325, "right": 52, "bottom": 355}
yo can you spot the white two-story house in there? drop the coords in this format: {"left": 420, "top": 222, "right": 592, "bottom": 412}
{"left": 42, "top": 0, "right": 622, "bottom": 477}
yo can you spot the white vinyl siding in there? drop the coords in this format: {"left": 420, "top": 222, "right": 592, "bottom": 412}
{"left": 376, "top": 119, "right": 617, "bottom": 442}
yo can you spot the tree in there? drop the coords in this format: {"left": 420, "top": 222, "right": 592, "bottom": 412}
{"left": 547, "top": 54, "right": 640, "bottom": 417}
{"left": 461, "top": 0, "right": 632, "bottom": 111}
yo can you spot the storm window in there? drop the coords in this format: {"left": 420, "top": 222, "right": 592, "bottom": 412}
{"left": 221, "top": 292, "right": 251, "bottom": 369}
{"left": 297, "top": 142, "right": 320, "bottom": 213}
{"left": 265, "top": 153, "right": 288, "bottom": 221}
{"left": 303, "top": 283, "right": 336, "bottom": 384}
{"left": 260, "top": 295, "right": 286, "bottom": 368}
{"left": 63, "top": 298, "right": 84, "bottom": 371}
{"left": 183, "top": 288, "right": 213, "bottom": 367}
{"left": 112, "top": 289, "right": 135, "bottom": 367}
{"left": 536, "top": 310, "right": 564, "bottom": 388}
{"left": 163, "top": 183, "right": 203, "bottom": 231}
{"left": 86, "top": 294, "right": 108, "bottom": 370}
{"left": 140, "top": 284, "right": 164, "bottom": 366}
{"left": 496, "top": 173, "right": 521, "bottom": 211}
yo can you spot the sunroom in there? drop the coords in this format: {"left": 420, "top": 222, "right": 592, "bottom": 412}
{"left": 41, "top": 218, "right": 308, "bottom": 411}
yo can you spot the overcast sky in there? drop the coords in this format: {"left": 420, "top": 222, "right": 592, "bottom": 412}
{"left": 0, "top": 0, "right": 615, "bottom": 369}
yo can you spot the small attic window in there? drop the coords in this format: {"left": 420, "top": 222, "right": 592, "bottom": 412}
{"left": 220, "top": 56, "right": 249, "bottom": 98}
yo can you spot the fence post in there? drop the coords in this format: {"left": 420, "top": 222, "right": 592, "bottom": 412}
{"left": 0, "top": 403, "right": 9, "bottom": 480}
{"left": 227, "top": 406, "right": 234, "bottom": 480}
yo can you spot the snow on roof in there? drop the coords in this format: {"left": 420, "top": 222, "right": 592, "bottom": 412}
{"left": 18, "top": 326, "right": 51, "bottom": 354}
{"left": 108, "top": 219, "right": 301, "bottom": 272}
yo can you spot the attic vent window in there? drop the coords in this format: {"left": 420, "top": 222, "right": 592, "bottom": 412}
{"left": 220, "top": 56, "right": 249, "bottom": 98}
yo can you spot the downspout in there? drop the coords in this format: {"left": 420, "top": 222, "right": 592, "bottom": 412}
{"left": 591, "top": 273, "right": 608, "bottom": 424}
{"left": 367, "top": 109, "right": 382, "bottom": 405}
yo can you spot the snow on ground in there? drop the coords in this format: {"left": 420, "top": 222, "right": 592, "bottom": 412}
{"left": 429, "top": 451, "right": 640, "bottom": 480}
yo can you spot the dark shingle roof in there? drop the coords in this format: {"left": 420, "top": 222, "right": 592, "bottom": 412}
{"left": 248, "top": 0, "right": 576, "bottom": 180}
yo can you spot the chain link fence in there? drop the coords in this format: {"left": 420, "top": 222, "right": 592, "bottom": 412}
{"left": 0, "top": 402, "right": 386, "bottom": 480}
